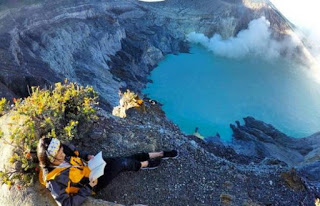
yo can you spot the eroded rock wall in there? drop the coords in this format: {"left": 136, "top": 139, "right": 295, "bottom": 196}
{"left": 0, "top": 0, "right": 290, "bottom": 107}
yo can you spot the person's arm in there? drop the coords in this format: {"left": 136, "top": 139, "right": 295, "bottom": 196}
{"left": 47, "top": 180, "right": 92, "bottom": 206}
{"left": 63, "top": 143, "right": 90, "bottom": 161}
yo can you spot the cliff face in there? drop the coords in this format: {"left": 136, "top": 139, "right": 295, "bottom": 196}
{"left": 0, "top": 0, "right": 290, "bottom": 107}
{"left": 0, "top": 0, "right": 319, "bottom": 205}
{"left": 229, "top": 117, "right": 320, "bottom": 197}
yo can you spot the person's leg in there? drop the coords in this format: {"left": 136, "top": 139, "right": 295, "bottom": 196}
{"left": 125, "top": 152, "right": 163, "bottom": 170}
{"left": 140, "top": 160, "right": 148, "bottom": 168}
{"left": 95, "top": 157, "right": 142, "bottom": 192}
{"left": 95, "top": 150, "right": 178, "bottom": 192}
{"left": 140, "top": 158, "right": 161, "bottom": 170}
{"left": 130, "top": 150, "right": 178, "bottom": 161}
{"left": 130, "top": 151, "right": 164, "bottom": 161}
{"left": 130, "top": 152, "right": 150, "bottom": 161}
{"left": 149, "top": 151, "right": 164, "bottom": 159}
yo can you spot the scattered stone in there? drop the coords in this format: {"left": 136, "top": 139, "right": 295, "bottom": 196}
{"left": 242, "top": 199, "right": 261, "bottom": 206}
{"left": 220, "top": 193, "right": 234, "bottom": 205}
{"left": 269, "top": 180, "right": 273, "bottom": 186}
{"left": 223, "top": 181, "right": 234, "bottom": 190}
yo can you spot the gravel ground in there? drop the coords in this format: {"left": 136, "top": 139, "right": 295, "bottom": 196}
{"left": 72, "top": 103, "right": 315, "bottom": 206}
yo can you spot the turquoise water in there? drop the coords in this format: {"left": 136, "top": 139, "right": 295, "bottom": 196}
{"left": 143, "top": 46, "right": 320, "bottom": 141}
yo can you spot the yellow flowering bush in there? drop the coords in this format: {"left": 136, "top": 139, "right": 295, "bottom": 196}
{"left": 112, "top": 89, "right": 144, "bottom": 118}
{"left": 0, "top": 80, "right": 99, "bottom": 188}
{"left": 0, "top": 98, "right": 9, "bottom": 116}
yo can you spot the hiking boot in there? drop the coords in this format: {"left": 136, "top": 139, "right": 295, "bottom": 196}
{"left": 142, "top": 158, "right": 161, "bottom": 170}
{"left": 162, "top": 150, "right": 178, "bottom": 160}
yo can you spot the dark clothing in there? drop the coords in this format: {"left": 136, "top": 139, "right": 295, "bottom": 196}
{"left": 62, "top": 143, "right": 89, "bottom": 161}
{"left": 45, "top": 143, "right": 150, "bottom": 206}
{"left": 45, "top": 144, "right": 92, "bottom": 206}
{"left": 95, "top": 152, "right": 150, "bottom": 192}
{"left": 47, "top": 169, "right": 92, "bottom": 206}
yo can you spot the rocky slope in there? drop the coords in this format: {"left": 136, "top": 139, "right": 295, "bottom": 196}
{"left": 0, "top": 0, "right": 319, "bottom": 205}
{"left": 0, "top": 0, "right": 291, "bottom": 107}
{"left": 229, "top": 117, "right": 320, "bottom": 198}
{"left": 77, "top": 105, "right": 318, "bottom": 205}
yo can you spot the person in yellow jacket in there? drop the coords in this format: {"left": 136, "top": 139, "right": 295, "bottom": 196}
{"left": 37, "top": 136, "right": 178, "bottom": 206}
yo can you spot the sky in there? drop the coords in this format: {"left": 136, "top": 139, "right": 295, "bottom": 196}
{"left": 270, "top": 0, "right": 320, "bottom": 35}
{"left": 270, "top": 0, "right": 320, "bottom": 61}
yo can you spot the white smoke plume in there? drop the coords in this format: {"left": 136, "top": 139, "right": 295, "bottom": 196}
{"left": 187, "top": 17, "right": 299, "bottom": 61}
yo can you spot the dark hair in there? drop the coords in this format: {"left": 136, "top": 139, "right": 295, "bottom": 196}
{"left": 37, "top": 136, "right": 53, "bottom": 169}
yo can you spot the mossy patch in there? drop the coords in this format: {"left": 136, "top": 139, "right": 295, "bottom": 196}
{"left": 281, "top": 168, "right": 305, "bottom": 191}
{"left": 220, "top": 193, "right": 234, "bottom": 205}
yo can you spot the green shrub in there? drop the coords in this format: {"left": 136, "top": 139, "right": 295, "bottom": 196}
{"left": 0, "top": 80, "right": 99, "bottom": 187}
{"left": 112, "top": 89, "right": 144, "bottom": 118}
{"left": 0, "top": 97, "right": 9, "bottom": 116}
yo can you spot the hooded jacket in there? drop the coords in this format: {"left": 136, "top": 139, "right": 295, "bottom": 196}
{"left": 41, "top": 143, "right": 93, "bottom": 206}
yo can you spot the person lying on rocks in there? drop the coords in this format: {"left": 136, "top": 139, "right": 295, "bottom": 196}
{"left": 37, "top": 136, "right": 178, "bottom": 206}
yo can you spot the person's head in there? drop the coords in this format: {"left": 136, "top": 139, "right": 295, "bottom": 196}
{"left": 37, "top": 136, "right": 66, "bottom": 168}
